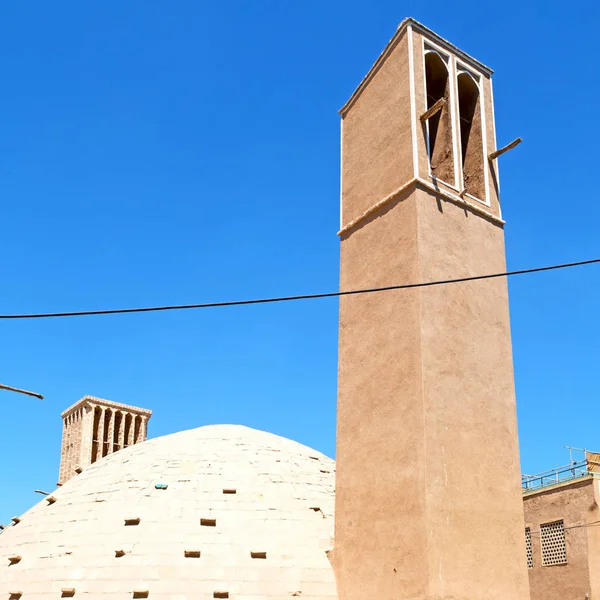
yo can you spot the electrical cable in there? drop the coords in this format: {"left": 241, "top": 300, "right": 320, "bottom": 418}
{"left": 0, "top": 257, "right": 598, "bottom": 320}
{"left": 528, "top": 519, "right": 600, "bottom": 535}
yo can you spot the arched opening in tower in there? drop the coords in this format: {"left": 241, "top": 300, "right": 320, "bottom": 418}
{"left": 134, "top": 415, "right": 142, "bottom": 443}
{"left": 124, "top": 413, "right": 132, "bottom": 447}
{"left": 102, "top": 409, "right": 112, "bottom": 457}
{"left": 424, "top": 50, "right": 454, "bottom": 183}
{"left": 457, "top": 71, "right": 485, "bottom": 200}
{"left": 113, "top": 411, "right": 123, "bottom": 452}
{"left": 91, "top": 406, "right": 102, "bottom": 463}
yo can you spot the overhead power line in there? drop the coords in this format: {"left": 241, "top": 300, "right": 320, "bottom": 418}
{"left": 528, "top": 519, "right": 600, "bottom": 535}
{"left": 0, "top": 257, "right": 598, "bottom": 321}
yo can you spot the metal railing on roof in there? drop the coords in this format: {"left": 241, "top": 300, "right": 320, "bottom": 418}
{"left": 522, "top": 447, "right": 600, "bottom": 492}
{"left": 522, "top": 461, "right": 590, "bottom": 492}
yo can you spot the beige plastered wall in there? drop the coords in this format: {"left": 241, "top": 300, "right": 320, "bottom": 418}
{"left": 524, "top": 477, "right": 600, "bottom": 600}
{"left": 587, "top": 478, "right": 600, "bottom": 598}
{"left": 335, "top": 186, "right": 426, "bottom": 599}
{"left": 334, "top": 187, "right": 530, "bottom": 600}
{"left": 341, "top": 30, "right": 412, "bottom": 226}
{"left": 416, "top": 185, "right": 528, "bottom": 600}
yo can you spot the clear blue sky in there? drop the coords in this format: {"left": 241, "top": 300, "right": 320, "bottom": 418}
{"left": 1, "top": 1, "right": 599, "bottom": 523}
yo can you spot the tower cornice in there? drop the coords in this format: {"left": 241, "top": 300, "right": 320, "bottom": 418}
{"left": 61, "top": 395, "right": 153, "bottom": 419}
{"left": 337, "top": 177, "right": 505, "bottom": 238}
{"left": 339, "top": 17, "right": 493, "bottom": 117}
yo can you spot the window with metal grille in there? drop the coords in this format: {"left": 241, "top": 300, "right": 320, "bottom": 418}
{"left": 541, "top": 520, "right": 567, "bottom": 566}
{"left": 525, "top": 527, "right": 533, "bottom": 568}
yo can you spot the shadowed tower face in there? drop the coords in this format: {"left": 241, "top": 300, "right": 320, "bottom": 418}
{"left": 332, "top": 18, "right": 530, "bottom": 600}
{"left": 58, "top": 395, "right": 152, "bottom": 485}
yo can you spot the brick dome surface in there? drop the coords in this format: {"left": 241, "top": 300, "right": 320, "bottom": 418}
{"left": 0, "top": 424, "right": 337, "bottom": 599}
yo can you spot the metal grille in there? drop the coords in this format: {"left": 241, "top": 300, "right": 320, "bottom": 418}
{"left": 541, "top": 520, "right": 567, "bottom": 566}
{"left": 525, "top": 527, "right": 533, "bottom": 568}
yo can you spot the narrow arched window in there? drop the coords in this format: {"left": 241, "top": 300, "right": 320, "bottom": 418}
{"left": 424, "top": 50, "right": 453, "bottom": 183}
{"left": 457, "top": 71, "right": 485, "bottom": 200}
{"left": 102, "top": 409, "right": 112, "bottom": 457}
{"left": 113, "top": 411, "right": 123, "bottom": 452}
{"left": 91, "top": 406, "right": 102, "bottom": 463}
{"left": 123, "top": 413, "right": 133, "bottom": 448}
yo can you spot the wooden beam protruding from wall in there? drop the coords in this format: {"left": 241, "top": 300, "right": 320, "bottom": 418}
{"left": 489, "top": 137, "right": 522, "bottom": 161}
{"left": 420, "top": 98, "right": 446, "bottom": 122}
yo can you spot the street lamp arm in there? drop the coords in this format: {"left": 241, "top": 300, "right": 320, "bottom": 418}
{"left": 0, "top": 383, "right": 44, "bottom": 400}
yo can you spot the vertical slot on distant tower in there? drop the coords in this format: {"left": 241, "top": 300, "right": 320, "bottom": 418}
{"left": 91, "top": 406, "right": 101, "bottom": 463}
{"left": 113, "top": 412, "right": 123, "bottom": 452}
{"left": 124, "top": 413, "right": 132, "bottom": 448}
{"left": 134, "top": 415, "right": 142, "bottom": 444}
{"left": 102, "top": 409, "right": 111, "bottom": 457}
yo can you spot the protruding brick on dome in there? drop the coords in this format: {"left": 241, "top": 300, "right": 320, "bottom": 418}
{"left": 58, "top": 395, "right": 152, "bottom": 485}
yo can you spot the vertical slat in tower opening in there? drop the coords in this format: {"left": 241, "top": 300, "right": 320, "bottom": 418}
{"left": 91, "top": 406, "right": 102, "bottom": 463}
{"left": 104, "top": 409, "right": 114, "bottom": 456}
{"left": 134, "top": 415, "right": 142, "bottom": 443}
{"left": 113, "top": 411, "right": 123, "bottom": 452}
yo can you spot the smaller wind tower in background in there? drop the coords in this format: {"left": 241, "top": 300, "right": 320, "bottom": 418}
{"left": 58, "top": 395, "right": 152, "bottom": 485}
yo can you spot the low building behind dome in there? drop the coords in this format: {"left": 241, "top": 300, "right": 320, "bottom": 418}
{"left": 1, "top": 424, "right": 336, "bottom": 599}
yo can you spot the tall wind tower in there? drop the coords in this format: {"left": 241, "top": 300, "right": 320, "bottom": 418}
{"left": 332, "top": 18, "right": 529, "bottom": 600}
